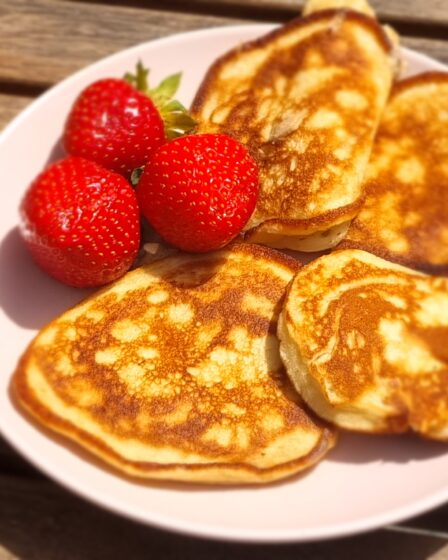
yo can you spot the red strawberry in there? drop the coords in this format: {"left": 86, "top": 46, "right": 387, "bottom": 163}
{"left": 20, "top": 156, "right": 141, "bottom": 288}
{"left": 136, "top": 133, "right": 259, "bottom": 252}
{"left": 64, "top": 62, "right": 195, "bottom": 177}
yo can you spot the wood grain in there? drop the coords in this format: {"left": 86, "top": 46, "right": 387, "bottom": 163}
{"left": 0, "top": 0, "right": 248, "bottom": 89}
{"left": 160, "top": 0, "right": 448, "bottom": 28}
{"left": 0, "top": 0, "right": 447, "bottom": 556}
{"left": 0, "top": 474, "right": 447, "bottom": 560}
{"left": 0, "top": 93, "right": 34, "bottom": 131}
{"left": 0, "top": 0, "right": 447, "bottom": 91}
{"left": 401, "top": 36, "right": 448, "bottom": 64}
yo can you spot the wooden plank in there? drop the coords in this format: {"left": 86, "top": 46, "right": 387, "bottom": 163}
{"left": 0, "top": 473, "right": 447, "bottom": 560}
{"left": 0, "top": 435, "right": 42, "bottom": 477}
{"left": 162, "top": 0, "right": 448, "bottom": 28}
{"left": 397, "top": 510, "right": 448, "bottom": 537}
{"left": 0, "top": 93, "right": 34, "bottom": 132}
{"left": 1, "top": 430, "right": 447, "bottom": 530}
{"left": 402, "top": 36, "right": 448, "bottom": 65}
{"left": 0, "top": 0, "right": 447, "bottom": 92}
{"left": 0, "top": 0, "right": 249, "bottom": 89}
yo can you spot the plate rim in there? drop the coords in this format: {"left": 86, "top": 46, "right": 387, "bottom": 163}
{"left": 1, "top": 23, "right": 448, "bottom": 544}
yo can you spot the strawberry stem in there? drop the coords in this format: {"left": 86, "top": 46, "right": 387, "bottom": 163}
{"left": 124, "top": 61, "right": 197, "bottom": 139}
{"left": 124, "top": 60, "right": 149, "bottom": 93}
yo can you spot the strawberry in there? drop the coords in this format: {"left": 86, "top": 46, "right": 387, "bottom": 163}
{"left": 64, "top": 62, "right": 196, "bottom": 177}
{"left": 20, "top": 156, "right": 140, "bottom": 288}
{"left": 136, "top": 133, "right": 259, "bottom": 252}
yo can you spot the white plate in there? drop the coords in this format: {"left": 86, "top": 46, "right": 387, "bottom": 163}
{"left": 1, "top": 25, "right": 447, "bottom": 544}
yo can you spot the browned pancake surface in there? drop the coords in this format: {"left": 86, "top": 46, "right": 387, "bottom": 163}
{"left": 279, "top": 250, "right": 448, "bottom": 440}
{"left": 341, "top": 72, "right": 448, "bottom": 273}
{"left": 14, "top": 244, "right": 335, "bottom": 483}
{"left": 192, "top": 10, "right": 393, "bottom": 246}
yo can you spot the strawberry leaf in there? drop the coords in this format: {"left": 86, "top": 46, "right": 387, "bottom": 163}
{"left": 124, "top": 62, "right": 196, "bottom": 138}
{"left": 163, "top": 99, "right": 188, "bottom": 113}
{"left": 162, "top": 108, "right": 197, "bottom": 139}
{"left": 124, "top": 60, "right": 149, "bottom": 92}
{"left": 150, "top": 73, "right": 182, "bottom": 105}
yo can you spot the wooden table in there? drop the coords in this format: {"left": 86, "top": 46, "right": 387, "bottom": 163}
{"left": 1, "top": 1, "right": 447, "bottom": 558}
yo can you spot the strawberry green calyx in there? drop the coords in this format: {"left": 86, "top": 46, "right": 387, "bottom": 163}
{"left": 123, "top": 60, "right": 150, "bottom": 93}
{"left": 160, "top": 99, "right": 198, "bottom": 140}
{"left": 124, "top": 61, "right": 196, "bottom": 139}
{"left": 130, "top": 166, "right": 144, "bottom": 187}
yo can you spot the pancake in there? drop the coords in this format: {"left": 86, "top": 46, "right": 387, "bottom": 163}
{"left": 13, "top": 243, "right": 336, "bottom": 484}
{"left": 279, "top": 249, "right": 448, "bottom": 441}
{"left": 191, "top": 2, "right": 395, "bottom": 251}
{"left": 340, "top": 72, "right": 448, "bottom": 274}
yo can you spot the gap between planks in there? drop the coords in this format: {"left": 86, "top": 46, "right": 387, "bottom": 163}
{"left": 0, "top": 93, "right": 34, "bottom": 132}
{"left": 69, "top": 0, "right": 448, "bottom": 36}
{"left": 0, "top": 0, "right": 447, "bottom": 91}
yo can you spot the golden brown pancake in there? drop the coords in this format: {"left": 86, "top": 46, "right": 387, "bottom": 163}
{"left": 13, "top": 244, "right": 336, "bottom": 484}
{"left": 192, "top": 4, "right": 395, "bottom": 251}
{"left": 340, "top": 72, "right": 448, "bottom": 274}
{"left": 279, "top": 249, "right": 448, "bottom": 441}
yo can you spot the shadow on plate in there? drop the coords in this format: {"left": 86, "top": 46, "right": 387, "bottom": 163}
{"left": 328, "top": 431, "right": 447, "bottom": 465}
{"left": 10, "top": 375, "right": 447, "bottom": 495}
{"left": 0, "top": 226, "right": 90, "bottom": 329}
{"left": 44, "top": 137, "right": 65, "bottom": 167}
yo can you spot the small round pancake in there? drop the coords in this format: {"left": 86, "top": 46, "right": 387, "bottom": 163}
{"left": 13, "top": 243, "right": 335, "bottom": 484}
{"left": 279, "top": 249, "right": 448, "bottom": 441}
{"left": 341, "top": 73, "right": 448, "bottom": 274}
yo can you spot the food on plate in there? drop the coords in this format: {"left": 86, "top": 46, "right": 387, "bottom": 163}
{"left": 339, "top": 72, "right": 448, "bottom": 274}
{"left": 191, "top": 0, "right": 395, "bottom": 251}
{"left": 136, "top": 133, "right": 259, "bottom": 252}
{"left": 279, "top": 249, "right": 448, "bottom": 441}
{"left": 11, "top": 0, "right": 448, "bottom": 496}
{"left": 64, "top": 62, "right": 195, "bottom": 177}
{"left": 19, "top": 156, "right": 140, "bottom": 288}
{"left": 13, "top": 244, "right": 336, "bottom": 483}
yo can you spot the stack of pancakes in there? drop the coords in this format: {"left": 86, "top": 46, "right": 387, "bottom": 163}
{"left": 12, "top": 0, "right": 448, "bottom": 484}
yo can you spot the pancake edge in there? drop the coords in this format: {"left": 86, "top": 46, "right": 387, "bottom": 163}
{"left": 192, "top": 10, "right": 392, "bottom": 251}
{"left": 339, "top": 71, "right": 448, "bottom": 274}
{"left": 278, "top": 250, "right": 448, "bottom": 440}
{"left": 11, "top": 242, "right": 338, "bottom": 484}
